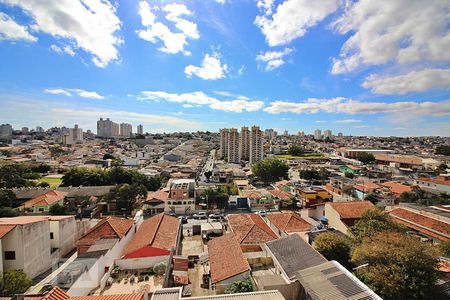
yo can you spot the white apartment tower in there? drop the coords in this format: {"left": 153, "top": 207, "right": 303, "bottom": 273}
{"left": 220, "top": 128, "right": 229, "bottom": 159}
{"left": 227, "top": 128, "right": 240, "bottom": 163}
{"left": 0, "top": 124, "right": 13, "bottom": 139}
{"left": 314, "top": 129, "right": 322, "bottom": 140}
{"left": 97, "top": 118, "right": 119, "bottom": 138}
{"left": 240, "top": 126, "right": 250, "bottom": 161}
{"left": 69, "top": 124, "right": 83, "bottom": 144}
{"left": 324, "top": 129, "right": 332, "bottom": 139}
{"left": 250, "top": 126, "right": 263, "bottom": 164}
{"left": 137, "top": 124, "right": 144, "bottom": 135}
{"left": 120, "top": 123, "right": 133, "bottom": 137}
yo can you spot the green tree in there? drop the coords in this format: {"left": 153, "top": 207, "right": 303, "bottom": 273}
{"left": 224, "top": 278, "right": 254, "bottom": 294}
{"left": 352, "top": 232, "right": 442, "bottom": 300}
{"left": 103, "top": 153, "right": 115, "bottom": 160}
{"left": 0, "top": 207, "right": 18, "bottom": 218}
{"left": 399, "top": 191, "right": 419, "bottom": 203}
{"left": 314, "top": 231, "right": 352, "bottom": 268}
{"left": 349, "top": 207, "right": 404, "bottom": 242}
{"left": 30, "top": 163, "right": 51, "bottom": 174}
{"left": 342, "top": 185, "right": 357, "bottom": 199}
{"left": 364, "top": 193, "right": 379, "bottom": 204}
{"left": 202, "top": 188, "right": 229, "bottom": 209}
{"left": 0, "top": 189, "right": 17, "bottom": 207}
{"left": 251, "top": 158, "right": 289, "bottom": 184}
{"left": 204, "top": 170, "right": 212, "bottom": 181}
{"left": 356, "top": 152, "right": 376, "bottom": 164}
{"left": 106, "top": 183, "right": 147, "bottom": 213}
{"left": 439, "top": 240, "right": 450, "bottom": 257}
{"left": 288, "top": 144, "right": 304, "bottom": 156}
{"left": 344, "top": 172, "right": 354, "bottom": 179}
{"left": 435, "top": 145, "right": 450, "bottom": 156}
{"left": 0, "top": 269, "right": 32, "bottom": 295}
{"left": 299, "top": 169, "right": 320, "bottom": 181}
{"left": 49, "top": 203, "right": 69, "bottom": 215}
{"left": 0, "top": 164, "right": 36, "bottom": 188}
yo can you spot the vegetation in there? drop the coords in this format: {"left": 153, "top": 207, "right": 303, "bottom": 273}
{"left": 201, "top": 188, "right": 229, "bottom": 209}
{"left": 439, "top": 240, "right": 450, "bottom": 257}
{"left": 342, "top": 185, "right": 357, "bottom": 198}
{"left": 0, "top": 164, "right": 40, "bottom": 188}
{"left": 37, "top": 176, "right": 62, "bottom": 188}
{"left": 314, "top": 231, "right": 352, "bottom": 268}
{"left": 352, "top": 232, "right": 442, "bottom": 300}
{"left": 276, "top": 153, "right": 323, "bottom": 159}
{"left": 0, "top": 269, "right": 32, "bottom": 295}
{"left": 0, "top": 189, "right": 16, "bottom": 208}
{"left": 344, "top": 171, "right": 354, "bottom": 179}
{"left": 364, "top": 193, "right": 379, "bottom": 204}
{"left": 435, "top": 145, "right": 450, "bottom": 156}
{"left": 299, "top": 169, "right": 320, "bottom": 181}
{"left": 61, "top": 166, "right": 162, "bottom": 191}
{"left": 399, "top": 188, "right": 449, "bottom": 206}
{"left": 251, "top": 157, "right": 289, "bottom": 184}
{"left": 224, "top": 278, "right": 254, "bottom": 294}
{"left": 105, "top": 183, "right": 147, "bottom": 213}
{"left": 287, "top": 144, "right": 304, "bottom": 156}
{"left": 0, "top": 207, "right": 18, "bottom": 217}
{"left": 49, "top": 203, "right": 69, "bottom": 215}
{"left": 204, "top": 170, "right": 212, "bottom": 180}
{"left": 356, "top": 152, "right": 376, "bottom": 164}
{"left": 103, "top": 153, "right": 115, "bottom": 160}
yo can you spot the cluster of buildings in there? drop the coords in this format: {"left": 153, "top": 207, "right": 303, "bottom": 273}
{"left": 219, "top": 126, "right": 263, "bottom": 164}
{"left": 97, "top": 118, "right": 141, "bottom": 138}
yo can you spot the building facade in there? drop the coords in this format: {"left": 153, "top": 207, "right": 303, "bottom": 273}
{"left": 250, "top": 126, "right": 263, "bottom": 164}
{"left": 240, "top": 126, "right": 250, "bottom": 161}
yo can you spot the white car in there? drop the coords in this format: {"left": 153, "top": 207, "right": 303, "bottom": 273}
{"left": 193, "top": 212, "right": 208, "bottom": 219}
{"left": 256, "top": 210, "right": 267, "bottom": 217}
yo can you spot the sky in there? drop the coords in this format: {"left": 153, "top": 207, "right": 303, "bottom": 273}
{"left": 0, "top": 0, "right": 449, "bottom": 136}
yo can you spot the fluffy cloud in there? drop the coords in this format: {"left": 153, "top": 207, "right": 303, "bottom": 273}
{"left": 362, "top": 68, "right": 450, "bottom": 95}
{"left": 139, "top": 91, "right": 264, "bottom": 113}
{"left": 255, "top": 0, "right": 339, "bottom": 46}
{"left": 256, "top": 48, "right": 294, "bottom": 71}
{"left": 264, "top": 97, "right": 450, "bottom": 116}
{"left": 185, "top": 53, "right": 227, "bottom": 80}
{"left": 331, "top": 0, "right": 450, "bottom": 74}
{"left": 0, "top": 12, "right": 36, "bottom": 42}
{"left": 50, "top": 44, "right": 76, "bottom": 57}
{"left": 44, "top": 88, "right": 104, "bottom": 99}
{"left": 2, "top": 0, "right": 122, "bottom": 67}
{"left": 335, "top": 119, "right": 361, "bottom": 123}
{"left": 137, "top": 1, "right": 199, "bottom": 55}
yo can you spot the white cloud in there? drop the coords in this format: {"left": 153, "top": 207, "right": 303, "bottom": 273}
{"left": 3, "top": 0, "right": 122, "bottom": 67}
{"left": 315, "top": 120, "right": 327, "bottom": 123}
{"left": 0, "top": 12, "right": 36, "bottom": 42}
{"left": 335, "top": 119, "right": 361, "bottom": 123}
{"left": 256, "top": 48, "right": 294, "bottom": 71}
{"left": 50, "top": 44, "right": 76, "bottom": 57}
{"left": 331, "top": 0, "right": 450, "bottom": 74}
{"left": 255, "top": 0, "right": 339, "bottom": 46}
{"left": 264, "top": 97, "right": 450, "bottom": 117}
{"left": 44, "top": 88, "right": 104, "bottom": 99}
{"left": 138, "top": 91, "right": 264, "bottom": 113}
{"left": 215, "top": 0, "right": 227, "bottom": 4}
{"left": 184, "top": 53, "right": 227, "bottom": 80}
{"left": 362, "top": 68, "right": 450, "bottom": 95}
{"left": 137, "top": 1, "right": 199, "bottom": 55}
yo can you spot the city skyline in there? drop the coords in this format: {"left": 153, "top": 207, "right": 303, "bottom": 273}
{"left": 0, "top": 1, "right": 449, "bottom": 136}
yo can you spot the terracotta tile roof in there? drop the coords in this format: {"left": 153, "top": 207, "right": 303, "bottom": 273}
{"left": 389, "top": 208, "right": 450, "bottom": 241}
{"left": 146, "top": 188, "right": 169, "bottom": 202}
{"left": 122, "top": 213, "right": 179, "bottom": 258}
{"left": 22, "top": 190, "right": 68, "bottom": 208}
{"left": 417, "top": 177, "right": 450, "bottom": 187}
{"left": 267, "top": 213, "right": 311, "bottom": 233}
{"left": 382, "top": 182, "right": 412, "bottom": 195}
{"left": 0, "top": 224, "right": 16, "bottom": 238}
{"left": 275, "top": 180, "right": 290, "bottom": 188}
{"left": 23, "top": 287, "right": 69, "bottom": 300}
{"left": 241, "top": 190, "right": 262, "bottom": 199}
{"left": 71, "top": 293, "right": 144, "bottom": 300}
{"left": 0, "top": 216, "right": 48, "bottom": 225}
{"left": 228, "top": 214, "right": 278, "bottom": 244}
{"left": 208, "top": 233, "right": 250, "bottom": 284}
{"left": 354, "top": 182, "right": 381, "bottom": 192}
{"left": 269, "top": 189, "right": 293, "bottom": 201}
{"left": 78, "top": 217, "right": 133, "bottom": 248}
{"left": 327, "top": 201, "right": 374, "bottom": 219}
{"left": 173, "top": 256, "right": 189, "bottom": 271}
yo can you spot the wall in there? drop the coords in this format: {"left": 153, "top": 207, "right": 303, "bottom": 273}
{"left": 115, "top": 255, "right": 169, "bottom": 270}
{"left": 240, "top": 244, "right": 262, "bottom": 252}
{"left": 213, "top": 271, "right": 250, "bottom": 293}
{"left": 50, "top": 217, "right": 78, "bottom": 258}
{"left": 324, "top": 204, "right": 348, "bottom": 234}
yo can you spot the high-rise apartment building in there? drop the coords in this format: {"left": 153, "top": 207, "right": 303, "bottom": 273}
{"left": 298, "top": 131, "right": 305, "bottom": 137}
{"left": 22, "top": 127, "right": 29, "bottom": 134}
{"left": 137, "top": 124, "right": 144, "bottom": 135}
{"left": 227, "top": 128, "right": 240, "bottom": 163}
{"left": 324, "top": 129, "right": 332, "bottom": 139}
{"left": 265, "top": 128, "right": 276, "bottom": 140}
{"left": 97, "top": 118, "right": 119, "bottom": 138}
{"left": 0, "top": 124, "right": 12, "bottom": 140}
{"left": 120, "top": 123, "right": 132, "bottom": 137}
{"left": 338, "top": 132, "right": 343, "bottom": 138}
{"left": 240, "top": 126, "right": 250, "bottom": 161}
{"left": 220, "top": 128, "right": 229, "bottom": 159}
{"left": 284, "top": 130, "right": 289, "bottom": 136}
{"left": 62, "top": 124, "right": 83, "bottom": 145}
{"left": 35, "top": 126, "right": 44, "bottom": 133}
{"left": 250, "top": 126, "right": 263, "bottom": 164}
{"left": 314, "top": 129, "right": 322, "bottom": 140}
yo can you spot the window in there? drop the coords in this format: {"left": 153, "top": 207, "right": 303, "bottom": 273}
{"left": 50, "top": 232, "right": 54, "bottom": 239}
{"left": 5, "top": 251, "right": 15, "bottom": 260}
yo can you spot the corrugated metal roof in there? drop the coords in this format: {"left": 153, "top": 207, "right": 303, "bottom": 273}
{"left": 296, "top": 261, "right": 382, "bottom": 300}
{"left": 188, "top": 290, "right": 285, "bottom": 300}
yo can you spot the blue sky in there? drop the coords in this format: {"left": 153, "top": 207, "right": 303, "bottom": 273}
{"left": 0, "top": 0, "right": 449, "bottom": 136}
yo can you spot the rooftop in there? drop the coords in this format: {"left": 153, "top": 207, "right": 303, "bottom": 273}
{"left": 327, "top": 201, "right": 374, "bottom": 219}
{"left": 227, "top": 214, "right": 278, "bottom": 244}
{"left": 266, "top": 213, "right": 311, "bottom": 233}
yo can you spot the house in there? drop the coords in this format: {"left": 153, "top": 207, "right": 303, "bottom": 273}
{"left": 381, "top": 181, "right": 412, "bottom": 197}
{"left": 227, "top": 214, "right": 278, "bottom": 251}
{"left": 388, "top": 207, "right": 450, "bottom": 242}
{"left": 48, "top": 215, "right": 83, "bottom": 258}
{"left": 144, "top": 188, "right": 170, "bottom": 215}
{"left": 326, "top": 176, "right": 353, "bottom": 195}
{"left": 0, "top": 217, "right": 51, "bottom": 278}
{"left": 295, "top": 260, "right": 382, "bottom": 300}
{"left": 353, "top": 181, "right": 381, "bottom": 200}
{"left": 150, "top": 288, "right": 284, "bottom": 300}
{"left": 325, "top": 201, "right": 374, "bottom": 234}
{"left": 165, "top": 179, "right": 196, "bottom": 214}
{"left": 20, "top": 286, "right": 144, "bottom": 300}
{"left": 118, "top": 213, "right": 180, "bottom": 269}
{"left": 76, "top": 216, "right": 134, "bottom": 253}
{"left": 19, "top": 190, "right": 68, "bottom": 213}
{"left": 415, "top": 175, "right": 450, "bottom": 193}
{"left": 208, "top": 233, "right": 250, "bottom": 293}
{"left": 297, "top": 188, "right": 332, "bottom": 208}
{"left": 266, "top": 213, "right": 311, "bottom": 238}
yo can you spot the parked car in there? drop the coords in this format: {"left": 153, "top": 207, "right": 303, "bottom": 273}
{"left": 256, "top": 210, "right": 267, "bottom": 217}
{"left": 209, "top": 212, "right": 223, "bottom": 220}
{"left": 178, "top": 216, "right": 188, "bottom": 224}
{"left": 193, "top": 211, "right": 208, "bottom": 219}
{"left": 168, "top": 211, "right": 177, "bottom": 217}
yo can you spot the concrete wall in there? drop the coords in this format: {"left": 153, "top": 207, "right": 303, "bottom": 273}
{"left": 1, "top": 220, "right": 51, "bottom": 279}
{"left": 213, "top": 271, "right": 250, "bottom": 294}
{"left": 50, "top": 217, "right": 78, "bottom": 258}
{"left": 115, "top": 255, "right": 169, "bottom": 270}
{"left": 325, "top": 204, "right": 348, "bottom": 234}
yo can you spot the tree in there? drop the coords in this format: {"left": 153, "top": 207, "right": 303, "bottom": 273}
{"left": 103, "top": 153, "right": 115, "bottom": 160}
{"left": 0, "top": 207, "right": 18, "bottom": 218}
{"left": 224, "top": 278, "right": 254, "bottom": 294}
{"left": 0, "top": 269, "right": 32, "bottom": 295}
{"left": 0, "top": 189, "right": 17, "bottom": 207}
{"left": 299, "top": 169, "right": 320, "bottom": 181}
{"left": 30, "top": 164, "right": 51, "bottom": 174}
{"left": 364, "top": 193, "right": 379, "bottom": 204}
{"left": 288, "top": 144, "right": 303, "bottom": 156}
{"left": 202, "top": 188, "right": 229, "bottom": 209}
{"left": 344, "top": 172, "right": 354, "bottom": 179}
{"left": 204, "top": 170, "right": 212, "bottom": 181}
{"left": 349, "top": 207, "right": 405, "bottom": 242}
{"left": 314, "top": 231, "right": 352, "bottom": 268}
{"left": 342, "top": 185, "right": 357, "bottom": 199}
{"left": 356, "top": 152, "right": 376, "bottom": 164}
{"left": 251, "top": 158, "right": 289, "bottom": 184}
{"left": 49, "top": 203, "right": 69, "bottom": 215}
{"left": 0, "top": 164, "right": 36, "bottom": 188}
{"left": 106, "top": 183, "right": 147, "bottom": 213}
{"left": 37, "top": 181, "right": 50, "bottom": 188}
{"left": 439, "top": 240, "right": 450, "bottom": 257}
{"left": 399, "top": 191, "right": 419, "bottom": 203}
{"left": 435, "top": 145, "right": 450, "bottom": 156}
{"left": 352, "top": 232, "right": 442, "bottom": 300}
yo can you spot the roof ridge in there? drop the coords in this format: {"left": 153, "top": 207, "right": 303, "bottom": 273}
{"left": 148, "top": 213, "right": 165, "bottom": 246}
